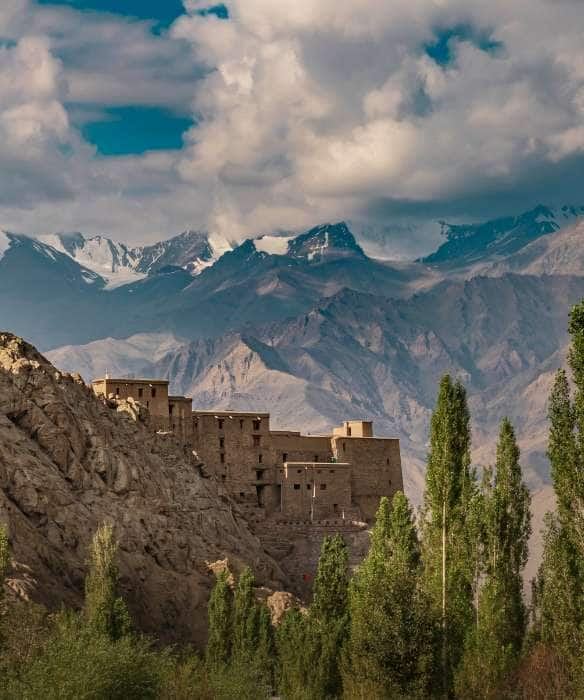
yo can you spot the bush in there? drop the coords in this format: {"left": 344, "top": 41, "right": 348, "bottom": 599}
{"left": 4, "top": 612, "right": 166, "bottom": 700}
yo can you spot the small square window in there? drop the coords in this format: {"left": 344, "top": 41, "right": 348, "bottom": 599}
{"left": 297, "top": 469, "right": 302, "bottom": 474}
{"left": 240, "top": 492, "right": 245, "bottom": 498}
{"left": 307, "top": 484, "right": 311, "bottom": 490}
{"left": 293, "top": 484, "right": 301, "bottom": 490}
{"left": 282, "top": 452, "right": 288, "bottom": 462}
{"left": 218, "top": 419, "right": 224, "bottom": 430}
{"left": 314, "top": 455, "right": 318, "bottom": 462}
{"left": 320, "top": 484, "right": 327, "bottom": 490}
{"left": 253, "top": 435, "right": 261, "bottom": 447}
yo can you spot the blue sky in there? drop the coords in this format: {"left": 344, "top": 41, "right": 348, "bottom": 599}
{"left": 37, "top": 0, "right": 193, "bottom": 155}
{"left": 37, "top": 0, "right": 185, "bottom": 27}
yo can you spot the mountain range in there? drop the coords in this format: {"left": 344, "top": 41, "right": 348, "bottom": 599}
{"left": 3, "top": 206, "right": 584, "bottom": 528}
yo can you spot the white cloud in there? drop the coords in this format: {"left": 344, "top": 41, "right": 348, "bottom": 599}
{"left": 168, "top": 0, "right": 584, "bottom": 240}
{"left": 0, "top": 0, "right": 582, "bottom": 253}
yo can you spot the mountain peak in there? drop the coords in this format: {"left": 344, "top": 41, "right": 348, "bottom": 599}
{"left": 421, "top": 204, "right": 584, "bottom": 267}
{"left": 287, "top": 222, "right": 365, "bottom": 261}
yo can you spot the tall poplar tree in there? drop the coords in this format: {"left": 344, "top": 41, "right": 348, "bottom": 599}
{"left": 345, "top": 493, "right": 436, "bottom": 698}
{"left": 206, "top": 569, "right": 233, "bottom": 669}
{"left": 308, "top": 533, "right": 349, "bottom": 700}
{"left": 232, "top": 567, "right": 257, "bottom": 663}
{"left": 84, "top": 523, "right": 132, "bottom": 640}
{"left": 0, "top": 525, "right": 8, "bottom": 604}
{"left": 534, "top": 300, "right": 584, "bottom": 686}
{"left": 456, "top": 418, "right": 531, "bottom": 697}
{"left": 422, "top": 374, "right": 475, "bottom": 694}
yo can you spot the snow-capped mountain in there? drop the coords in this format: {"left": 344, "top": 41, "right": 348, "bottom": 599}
{"left": 421, "top": 204, "right": 584, "bottom": 267}
{"left": 287, "top": 222, "right": 365, "bottom": 261}
{"left": 38, "top": 229, "right": 233, "bottom": 289}
{"left": 40, "top": 232, "right": 143, "bottom": 289}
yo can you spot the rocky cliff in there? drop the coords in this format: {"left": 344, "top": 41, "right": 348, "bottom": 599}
{"left": 0, "top": 333, "right": 286, "bottom": 645}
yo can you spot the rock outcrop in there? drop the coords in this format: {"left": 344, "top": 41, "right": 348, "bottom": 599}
{"left": 0, "top": 333, "right": 286, "bottom": 645}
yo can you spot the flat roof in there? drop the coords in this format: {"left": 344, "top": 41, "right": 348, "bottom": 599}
{"left": 92, "top": 377, "right": 169, "bottom": 385}
{"left": 169, "top": 395, "right": 192, "bottom": 401}
{"left": 284, "top": 462, "right": 350, "bottom": 467}
{"left": 192, "top": 410, "right": 269, "bottom": 417}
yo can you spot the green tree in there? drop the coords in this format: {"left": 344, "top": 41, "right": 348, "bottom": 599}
{"left": 0, "top": 525, "right": 8, "bottom": 596}
{"left": 308, "top": 533, "right": 350, "bottom": 700}
{"left": 422, "top": 374, "right": 476, "bottom": 695}
{"left": 84, "top": 523, "right": 132, "bottom": 640}
{"left": 344, "top": 493, "right": 436, "bottom": 698}
{"left": 205, "top": 569, "right": 233, "bottom": 669}
{"left": 533, "top": 301, "right": 584, "bottom": 690}
{"left": 456, "top": 418, "right": 531, "bottom": 698}
{"left": 232, "top": 567, "right": 257, "bottom": 662}
{"left": 276, "top": 607, "right": 309, "bottom": 700}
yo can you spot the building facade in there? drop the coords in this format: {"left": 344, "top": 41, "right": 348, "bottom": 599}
{"left": 92, "top": 377, "right": 403, "bottom": 523}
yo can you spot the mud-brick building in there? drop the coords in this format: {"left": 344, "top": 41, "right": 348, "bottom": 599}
{"left": 191, "top": 412, "right": 402, "bottom": 522}
{"left": 92, "top": 377, "right": 403, "bottom": 523}
{"left": 91, "top": 377, "right": 193, "bottom": 439}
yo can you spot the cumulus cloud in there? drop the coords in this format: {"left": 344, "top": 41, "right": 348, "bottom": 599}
{"left": 170, "top": 0, "right": 584, "bottom": 241}
{"left": 0, "top": 34, "right": 85, "bottom": 205}
{"left": 0, "top": 0, "right": 583, "bottom": 253}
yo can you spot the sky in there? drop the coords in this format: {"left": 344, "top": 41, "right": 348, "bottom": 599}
{"left": 0, "top": 0, "right": 583, "bottom": 256}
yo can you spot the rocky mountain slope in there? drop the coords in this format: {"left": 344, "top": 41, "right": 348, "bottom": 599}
{"left": 142, "top": 273, "right": 584, "bottom": 499}
{"left": 0, "top": 333, "right": 285, "bottom": 644}
{"left": 421, "top": 205, "right": 584, "bottom": 269}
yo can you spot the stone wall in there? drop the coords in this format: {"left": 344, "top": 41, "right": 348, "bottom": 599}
{"left": 331, "top": 435, "right": 403, "bottom": 521}
{"left": 279, "top": 462, "right": 351, "bottom": 520}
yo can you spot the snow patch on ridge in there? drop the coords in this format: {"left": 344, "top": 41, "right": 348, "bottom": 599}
{"left": 0, "top": 231, "right": 11, "bottom": 262}
{"left": 254, "top": 235, "right": 293, "bottom": 255}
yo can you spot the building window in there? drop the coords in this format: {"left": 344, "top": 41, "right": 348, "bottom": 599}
{"left": 138, "top": 388, "right": 143, "bottom": 398}
{"left": 220, "top": 453, "right": 225, "bottom": 464}
{"left": 240, "top": 419, "right": 244, "bottom": 429}
{"left": 116, "top": 387, "right": 120, "bottom": 396}
{"left": 172, "top": 423, "right": 176, "bottom": 430}
{"left": 258, "top": 454, "right": 263, "bottom": 464}
{"left": 387, "top": 458, "right": 390, "bottom": 465}
{"left": 152, "top": 387, "right": 157, "bottom": 398}
{"left": 320, "top": 484, "right": 327, "bottom": 490}
{"left": 307, "top": 484, "right": 311, "bottom": 490}
{"left": 169, "top": 405, "right": 174, "bottom": 415}
{"left": 314, "top": 455, "right": 318, "bottom": 462}
{"left": 330, "top": 470, "right": 335, "bottom": 474}
{"left": 146, "top": 401, "right": 149, "bottom": 408}
{"left": 219, "top": 437, "right": 225, "bottom": 449}
{"left": 256, "top": 470, "right": 264, "bottom": 481}
{"left": 347, "top": 426, "right": 352, "bottom": 436}
{"left": 282, "top": 452, "right": 288, "bottom": 462}
{"left": 253, "top": 419, "right": 261, "bottom": 431}
{"left": 297, "top": 469, "right": 302, "bottom": 474}
{"left": 240, "top": 492, "right": 245, "bottom": 498}
{"left": 342, "top": 442, "right": 346, "bottom": 452}
{"left": 218, "top": 419, "right": 224, "bottom": 430}
{"left": 253, "top": 435, "right": 261, "bottom": 447}
{"left": 293, "top": 484, "right": 300, "bottom": 490}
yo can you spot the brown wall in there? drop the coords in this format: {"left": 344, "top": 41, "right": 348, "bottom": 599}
{"left": 93, "top": 379, "right": 170, "bottom": 418}
{"left": 279, "top": 463, "right": 351, "bottom": 520}
{"left": 331, "top": 436, "right": 403, "bottom": 521}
